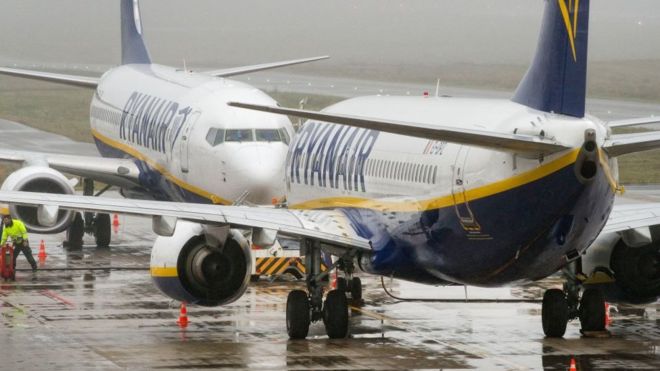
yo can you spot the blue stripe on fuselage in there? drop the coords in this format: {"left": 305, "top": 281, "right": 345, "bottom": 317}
{"left": 351, "top": 162, "right": 613, "bottom": 286}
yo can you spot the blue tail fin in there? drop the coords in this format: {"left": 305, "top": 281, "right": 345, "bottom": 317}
{"left": 512, "top": 0, "right": 590, "bottom": 118}
{"left": 121, "top": 0, "right": 151, "bottom": 65}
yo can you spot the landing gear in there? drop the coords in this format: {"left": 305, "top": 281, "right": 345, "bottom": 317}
{"left": 65, "top": 212, "right": 84, "bottom": 249}
{"left": 286, "top": 290, "right": 310, "bottom": 339}
{"left": 285, "top": 240, "right": 356, "bottom": 339}
{"left": 93, "top": 213, "right": 111, "bottom": 248}
{"left": 64, "top": 178, "right": 113, "bottom": 249}
{"left": 541, "top": 261, "right": 607, "bottom": 337}
{"left": 542, "top": 289, "right": 569, "bottom": 337}
{"left": 579, "top": 288, "right": 606, "bottom": 332}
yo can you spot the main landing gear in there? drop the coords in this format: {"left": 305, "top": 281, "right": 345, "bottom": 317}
{"left": 541, "top": 262, "right": 606, "bottom": 337}
{"left": 64, "top": 178, "right": 112, "bottom": 249}
{"left": 286, "top": 241, "right": 362, "bottom": 339}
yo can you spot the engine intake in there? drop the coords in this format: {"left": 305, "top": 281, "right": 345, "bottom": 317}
{"left": 1, "top": 166, "right": 75, "bottom": 233}
{"left": 151, "top": 221, "right": 252, "bottom": 307}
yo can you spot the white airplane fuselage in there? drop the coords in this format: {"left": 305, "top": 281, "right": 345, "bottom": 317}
{"left": 90, "top": 64, "right": 293, "bottom": 205}
{"left": 286, "top": 96, "right": 617, "bottom": 286}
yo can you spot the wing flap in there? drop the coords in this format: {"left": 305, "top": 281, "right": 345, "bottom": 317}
{"left": 0, "top": 191, "right": 371, "bottom": 251}
{"left": 205, "top": 56, "right": 329, "bottom": 78}
{"left": 0, "top": 67, "right": 99, "bottom": 88}
{"left": 228, "top": 102, "right": 569, "bottom": 155}
{"left": 603, "top": 203, "right": 660, "bottom": 234}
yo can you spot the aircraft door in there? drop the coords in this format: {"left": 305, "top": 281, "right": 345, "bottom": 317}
{"left": 179, "top": 111, "right": 201, "bottom": 173}
{"left": 451, "top": 146, "right": 481, "bottom": 233}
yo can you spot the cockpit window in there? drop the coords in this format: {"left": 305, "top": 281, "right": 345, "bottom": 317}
{"left": 255, "top": 129, "right": 282, "bottom": 142}
{"left": 225, "top": 129, "right": 254, "bottom": 142}
{"left": 279, "top": 128, "right": 290, "bottom": 145}
{"left": 205, "top": 128, "right": 225, "bottom": 146}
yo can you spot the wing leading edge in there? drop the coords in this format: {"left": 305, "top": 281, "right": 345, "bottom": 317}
{"left": 0, "top": 191, "right": 371, "bottom": 252}
{"left": 204, "top": 56, "right": 329, "bottom": 78}
{"left": 0, "top": 67, "right": 99, "bottom": 88}
{"left": 227, "top": 102, "right": 569, "bottom": 156}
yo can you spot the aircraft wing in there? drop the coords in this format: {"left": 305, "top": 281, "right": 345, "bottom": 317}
{"left": 0, "top": 149, "right": 141, "bottom": 189}
{"left": 603, "top": 131, "right": 660, "bottom": 157}
{"left": 204, "top": 56, "right": 329, "bottom": 78}
{"left": 0, "top": 191, "right": 371, "bottom": 252}
{"left": 0, "top": 67, "right": 99, "bottom": 88}
{"left": 608, "top": 116, "right": 660, "bottom": 129}
{"left": 602, "top": 202, "right": 660, "bottom": 234}
{"left": 227, "top": 102, "right": 569, "bottom": 155}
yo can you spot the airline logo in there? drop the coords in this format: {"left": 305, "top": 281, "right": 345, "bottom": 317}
{"left": 557, "top": 0, "right": 580, "bottom": 61}
{"left": 133, "top": 0, "right": 143, "bottom": 35}
{"left": 119, "top": 91, "right": 193, "bottom": 154}
{"left": 288, "top": 121, "right": 379, "bottom": 193}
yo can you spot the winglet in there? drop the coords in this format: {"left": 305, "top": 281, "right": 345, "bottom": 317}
{"left": 512, "top": 0, "right": 590, "bottom": 118}
{"left": 121, "top": 0, "right": 152, "bottom": 65}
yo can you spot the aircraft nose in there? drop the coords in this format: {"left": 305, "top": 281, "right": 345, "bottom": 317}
{"left": 233, "top": 145, "right": 286, "bottom": 204}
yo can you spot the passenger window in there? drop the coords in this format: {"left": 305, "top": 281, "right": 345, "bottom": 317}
{"left": 432, "top": 166, "right": 438, "bottom": 184}
{"left": 225, "top": 129, "right": 254, "bottom": 142}
{"left": 256, "top": 129, "right": 282, "bottom": 142}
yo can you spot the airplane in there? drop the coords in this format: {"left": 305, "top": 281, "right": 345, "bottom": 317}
{"left": 0, "top": 0, "right": 327, "bottom": 248}
{"left": 1, "top": 0, "right": 660, "bottom": 340}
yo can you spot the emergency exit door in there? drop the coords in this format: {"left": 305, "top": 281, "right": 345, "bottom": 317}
{"left": 451, "top": 146, "right": 481, "bottom": 233}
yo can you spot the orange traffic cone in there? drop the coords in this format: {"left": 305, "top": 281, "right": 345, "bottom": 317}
{"left": 38, "top": 240, "right": 47, "bottom": 259}
{"left": 177, "top": 302, "right": 189, "bottom": 328}
{"left": 569, "top": 357, "right": 577, "bottom": 371}
{"left": 112, "top": 214, "right": 120, "bottom": 227}
{"left": 605, "top": 303, "right": 611, "bottom": 327}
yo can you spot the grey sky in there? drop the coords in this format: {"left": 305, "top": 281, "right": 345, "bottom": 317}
{"left": 0, "top": 0, "right": 657, "bottom": 71}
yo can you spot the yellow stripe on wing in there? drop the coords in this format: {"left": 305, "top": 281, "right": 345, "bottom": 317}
{"left": 290, "top": 149, "right": 580, "bottom": 212}
{"left": 91, "top": 129, "right": 231, "bottom": 205}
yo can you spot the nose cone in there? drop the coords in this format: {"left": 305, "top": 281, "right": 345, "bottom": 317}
{"left": 232, "top": 144, "right": 287, "bottom": 205}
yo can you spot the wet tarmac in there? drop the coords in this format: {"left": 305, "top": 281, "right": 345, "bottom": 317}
{"left": 0, "top": 207, "right": 659, "bottom": 369}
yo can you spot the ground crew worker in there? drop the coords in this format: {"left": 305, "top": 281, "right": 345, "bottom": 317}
{"left": 0, "top": 208, "right": 37, "bottom": 272}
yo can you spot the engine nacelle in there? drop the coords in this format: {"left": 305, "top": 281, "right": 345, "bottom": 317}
{"left": 583, "top": 229, "right": 660, "bottom": 303}
{"left": 1, "top": 166, "right": 75, "bottom": 233}
{"left": 150, "top": 221, "right": 252, "bottom": 307}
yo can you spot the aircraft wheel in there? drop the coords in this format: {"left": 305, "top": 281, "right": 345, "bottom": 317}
{"left": 286, "top": 290, "right": 310, "bottom": 339}
{"left": 94, "top": 213, "right": 111, "bottom": 248}
{"left": 579, "top": 288, "right": 606, "bottom": 331}
{"left": 65, "top": 212, "right": 84, "bottom": 249}
{"left": 350, "top": 277, "right": 362, "bottom": 301}
{"left": 336, "top": 277, "right": 348, "bottom": 292}
{"left": 323, "top": 289, "right": 349, "bottom": 339}
{"left": 542, "top": 289, "right": 568, "bottom": 338}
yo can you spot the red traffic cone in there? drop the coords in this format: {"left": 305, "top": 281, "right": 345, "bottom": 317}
{"left": 38, "top": 240, "right": 47, "bottom": 259}
{"left": 112, "top": 214, "right": 120, "bottom": 227}
{"left": 177, "top": 302, "right": 189, "bottom": 328}
{"left": 569, "top": 357, "right": 577, "bottom": 371}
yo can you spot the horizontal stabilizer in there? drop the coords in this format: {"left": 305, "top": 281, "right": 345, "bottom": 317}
{"left": 205, "top": 56, "right": 329, "bottom": 78}
{"left": 608, "top": 116, "right": 660, "bottom": 129}
{"left": 0, "top": 67, "right": 99, "bottom": 88}
{"left": 604, "top": 131, "right": 660, "bottom": 157}
{"left": 227, "top": 102, "right": 569, "bottom": 155}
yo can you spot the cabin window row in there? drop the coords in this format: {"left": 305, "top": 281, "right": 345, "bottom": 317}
{"left": 365, "top": 158, "right": 437, "bottom": 184}
{"left": 92, "top": 106, "right": 121, "bottom": 126}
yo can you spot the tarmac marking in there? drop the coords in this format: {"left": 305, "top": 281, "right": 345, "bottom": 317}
{"left": 41, "top": 290, "right": 76, "bottom": 308}
{"left": 349, "top": 304, "right": 529, "bottom": 370}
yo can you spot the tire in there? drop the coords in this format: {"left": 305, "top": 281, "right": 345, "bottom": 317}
{"left": 351, "top": 277, "right": 362, "bottom": 301}
{"left": 579, "top": 288, "right": 606, "bottom": 332}
{"left": 323, "top": 289, "right": 349, "bottom": 339}
{"left": 542, "top": 289, "right": 569, "bottom": 338}
{"left": 65, "top": 212, "right": 84, "bottom": 249}
{"left": 94, "top": 213, "right": 111, "bottom": 248}
{"left": 286, "top": 290, "right": 310, "bottom": 339}
{"left": 336, "top": 277, "right": 348, "bottom": 292}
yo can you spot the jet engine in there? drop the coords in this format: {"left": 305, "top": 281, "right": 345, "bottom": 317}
{"left": 0, "top": 166, "right": 76, "bottom": 233}
{"left": 150, "top": 221, "right": 252, "bottom": 306}
{"left": 582, "top": 228, "right": 660, "bottom": 303}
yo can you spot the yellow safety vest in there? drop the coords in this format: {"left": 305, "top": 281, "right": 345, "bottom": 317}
{"left": 1, "top": 219, "right": 28, "bottom": 245}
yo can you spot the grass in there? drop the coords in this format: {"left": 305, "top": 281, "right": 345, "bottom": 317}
{"left": 0, "top": 74, "right": 659, "bottom": 184}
